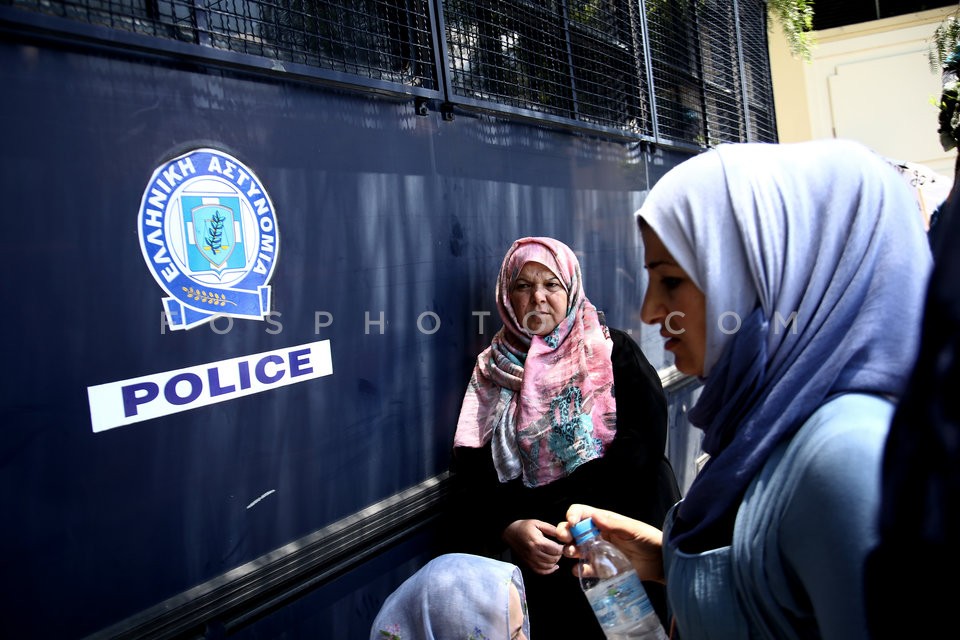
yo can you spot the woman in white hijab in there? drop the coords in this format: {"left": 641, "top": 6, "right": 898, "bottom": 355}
{"left": 556, "top": 139, "right": 931, "bottom": 639}
{"left": 370, "top": 553, "right": 529, "bottom": 640}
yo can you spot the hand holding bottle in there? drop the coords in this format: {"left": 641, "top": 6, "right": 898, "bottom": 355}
{"left": 567, "top": 516, "right": 668, "bottom": 639}
{"left": 556, "top": 504, "right": 665, "bottom": 584}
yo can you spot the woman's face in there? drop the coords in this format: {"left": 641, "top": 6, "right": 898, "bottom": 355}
{"left": 509, "top": 261, "right": 569, "bottom": 336}
{"left": 640, "top": 225, "right": 707, "bottom": 376}
{"left": 508, "top": 582, "right": 527, "bottom": 640}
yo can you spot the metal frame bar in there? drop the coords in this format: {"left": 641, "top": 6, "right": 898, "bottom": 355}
{"left": 636, "top": 0, "right": 660, "bottom": 143}
{"left": 732, "top": 0, "right": 752, "bottom": 141}
{"left": 83, "top": 474, "right": 452, "bottom": 639}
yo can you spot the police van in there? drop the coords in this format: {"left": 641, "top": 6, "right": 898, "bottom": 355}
{"left": 0, "top": 1, "right": 774, "bottom": 637}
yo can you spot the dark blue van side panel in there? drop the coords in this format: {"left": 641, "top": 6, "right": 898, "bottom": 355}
{"left": 0, "top": 33, "right": 692, "bottom": 639}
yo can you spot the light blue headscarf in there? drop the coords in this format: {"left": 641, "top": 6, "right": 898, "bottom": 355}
{"left": 636, "top": 139, "right": 931, "bottom": 551}
{"left": 370, "top": 553, "right": 529, "bottom": 639}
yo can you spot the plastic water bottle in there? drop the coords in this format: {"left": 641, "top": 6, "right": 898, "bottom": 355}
{"left": 571, "top": 517, "right": 669, "bottom": 640}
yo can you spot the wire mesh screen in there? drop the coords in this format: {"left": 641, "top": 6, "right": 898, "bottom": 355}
{"left": 645, "top": 0, "right": 774, "bottom": 146}
{"left": 442, "top": 0, "right": 653, "bottom": 135}
{"left": 5, "top": 0, "right": 777, "bottom": 145}
{"left": 567, "top": 0, "right": 651, "bottom": 134}
{"left": 737, "top": 0, "right": 777, "bottom": 143}
{"left": 698, "top": 0, "right": 745, "bottom": 145}
{"left": 8, "top": 0, "right": 438, "bottom": 89}
{"left": 646, "top": 0, "right": 705, "bottom": 144}
{"left": 205, "top": 0, "right": 436, "bottom": 86}
{"left": 9, "top": 0, "right": 197, "bottom": 40}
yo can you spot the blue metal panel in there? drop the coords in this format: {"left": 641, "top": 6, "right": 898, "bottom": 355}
{"left": 0, "top": 34, "right": 693, "bottom": 638}
{"left": 229, "top": 529, "right": 441, "bottom": 639}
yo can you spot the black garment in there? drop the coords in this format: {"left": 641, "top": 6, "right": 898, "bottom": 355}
{"left": 928, "top": 197, "right": 953, "bottom": 254}
{"left": 865, "top": 177, "right": 960, "bottom": 638}
{"left": 447, "top": 328, "right": 681, "bottom": 639}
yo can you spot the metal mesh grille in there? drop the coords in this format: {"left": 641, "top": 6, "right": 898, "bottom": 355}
{"left": 205, "top": 0, "right": 436, "bottom": 86}
{"left": 5, "top": 0, "right": 777, "bottom": 145}
{"left": 9, "top": 0, "right": 438, "bottom": 88}
{"left": 443, "top": 0, "right": 572, "bottom": 118}
{"left": 699, "top": 0, "right": 744, "bottom": 145}
{"left": 10, "top": 0, "right": 197, "bottom": 40}
{"left": 442, "top": 0, "right": 652, "bottom": 134}
{"left": 738, "top": 0, "right": 777, "bottom": 142}
{"left": 567, "top": 1, "right": 650, "bottom": 134}
{"left": 646, "top": 0, "right": 705, "bottom": 145}
{"left": 645, "top": 0, "right": 774, "bottom": 146}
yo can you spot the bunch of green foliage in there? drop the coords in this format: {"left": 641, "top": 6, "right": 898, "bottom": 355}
{"left": 931, "top": 13, "right": 960, "bottom": 151}
{"left": 768, "top": 0, "right": 815, "bottom": 60}
{"left": 939, "top": 81, "right": 960, "bottom": 152}
{"left": 930, "top": 14, "right": 960, "bottom": 72}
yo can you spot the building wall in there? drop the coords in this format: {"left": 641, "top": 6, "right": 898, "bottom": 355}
{"left": 769, "top": 7, "right": 956, "bottom": 187}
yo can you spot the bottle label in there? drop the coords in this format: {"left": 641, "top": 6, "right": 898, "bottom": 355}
{"left": 583, "top": 571, "right": 655, "bottom": 628}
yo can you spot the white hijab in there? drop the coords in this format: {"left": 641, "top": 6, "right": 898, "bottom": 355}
{"left": 370, "top": 553, "right": 528, "bottom": 640}
{"left": 636, "top": 139, "right": 931, "bottom": 550}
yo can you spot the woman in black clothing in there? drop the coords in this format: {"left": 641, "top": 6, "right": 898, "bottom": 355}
{"left": 865, "top": 162, "right": 960, "bottom": 639}
{"left": 448, "top": 237, "right": 679, "bottom": 639}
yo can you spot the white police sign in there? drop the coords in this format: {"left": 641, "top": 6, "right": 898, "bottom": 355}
{"left": 88, "top": 340, "right": 333, "bottom": 432}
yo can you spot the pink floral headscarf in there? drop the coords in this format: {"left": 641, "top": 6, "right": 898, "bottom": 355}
{"left": 454, "top": 237, "right": 617, "bottom": 487}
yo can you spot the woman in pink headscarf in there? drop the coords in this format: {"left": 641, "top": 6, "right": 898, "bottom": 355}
{"left": 449, "top": 237, "right": 679, "bottom": 639}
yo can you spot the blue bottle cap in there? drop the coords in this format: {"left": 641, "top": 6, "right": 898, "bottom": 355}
{"left": 570, "top": 517, "right": 599, "bottom": 545}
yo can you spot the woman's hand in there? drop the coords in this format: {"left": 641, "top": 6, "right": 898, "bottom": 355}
{"left": 556, "top": 504, "right": 666, "bottom": 584}
{"left": 502, "top": 519, "right": 563, "bottom": 575}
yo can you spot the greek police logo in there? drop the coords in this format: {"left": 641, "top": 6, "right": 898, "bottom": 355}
{"left": 137, "top": 148, "right": 278, "bottom": 330}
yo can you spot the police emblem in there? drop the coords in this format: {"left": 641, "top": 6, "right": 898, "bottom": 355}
{"left": 137, "top": 148, "right": 278, "bottom": 330}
